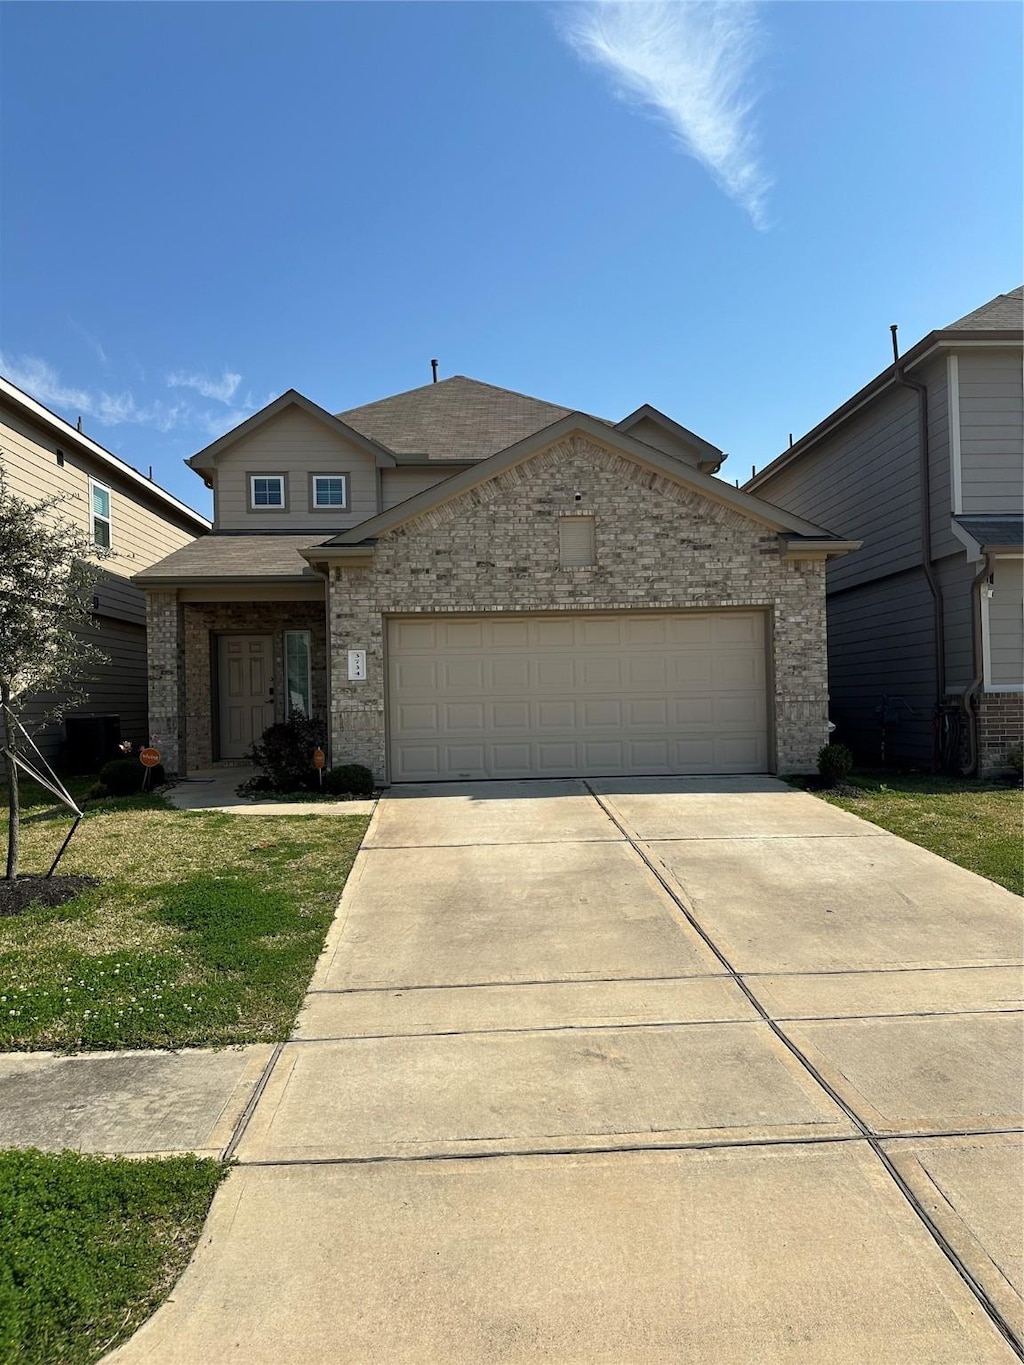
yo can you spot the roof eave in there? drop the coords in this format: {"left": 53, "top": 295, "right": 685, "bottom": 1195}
{"left": 746, "top": 329, "right": 1024, "bottom": 492}
{"left": 780, "top": 537, "right": 862, "bottom": 560}
{"left": 0, "top": 375, "right": 210, "bottom": 533}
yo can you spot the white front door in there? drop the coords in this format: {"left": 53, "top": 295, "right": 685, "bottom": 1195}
{"left": 218, "top": 634, "right": 275, "bottom": 759}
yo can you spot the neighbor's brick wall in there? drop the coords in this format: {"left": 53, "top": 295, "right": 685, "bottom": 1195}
{"left": 181, "top": 601, "right": 328, "bottom": 770}
{"left": 328, "top": 435, "right": 831, "bottom": 779}
{"left": 978, "top": 691, "right": 1024, "bottom": 777}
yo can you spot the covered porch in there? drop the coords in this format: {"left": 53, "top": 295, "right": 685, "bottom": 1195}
{"left": 136, "top": 534, "right": 331, "bottom": 776}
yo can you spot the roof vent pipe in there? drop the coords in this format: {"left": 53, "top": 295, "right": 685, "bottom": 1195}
{"left": 430, "top": 359, "right": 439, "bottom": 384}
{"left": 890, "top": 324, "right": 900, "bottom": 364}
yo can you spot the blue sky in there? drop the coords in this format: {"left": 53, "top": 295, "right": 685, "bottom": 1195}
{"left": 1, "top": 1, "right": 1020, "bottom": 516}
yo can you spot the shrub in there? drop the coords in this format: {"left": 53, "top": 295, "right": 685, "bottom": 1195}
{"left": 817, "top": 742, "right": 854, "bottom": 787}
{"left": 248, "top": 715, "right": 326, "bottom": 792}
{"left": 97, "top": 759, "right": 165, "bottom": 796}
{"left": 1008, "top": 745, "right": 1023, "bottom": 778}
{"left": 323, "top": 763, "right": 375, "bottom": 797}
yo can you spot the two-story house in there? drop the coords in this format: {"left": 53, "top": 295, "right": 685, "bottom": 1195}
{"left": 746, "top": 287, "right": 1023, "bottom": 776}
{"left": 0, "top": 374, "right": 210, "bottom": 766}
{"left": 134, "top": 376, "right": 857, "bottom": 783}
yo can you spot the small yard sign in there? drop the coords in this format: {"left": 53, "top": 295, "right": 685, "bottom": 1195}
{"left": 312, "top": 747, "right": 326, "bottom": 769}
{"left": 139, "top": 747, "right": 161, "bottom": 768}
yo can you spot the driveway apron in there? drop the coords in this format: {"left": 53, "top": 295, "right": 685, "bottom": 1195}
{"left": 106, "top": 777, "right": 1024, "bottom": 1364}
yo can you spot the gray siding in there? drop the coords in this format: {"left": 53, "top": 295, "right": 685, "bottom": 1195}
{"left": 212, "top": 406, "right": 380, "bottom": 530}
{"left": 17, "top": 618, "right": 149, "bottom": 763}
{"left": 923, "top": 355, "right": 960, "bottom": 562}
{"left": 936, "top": 552, "right": 978, "bottom": 693}
{"left": 826, "top": 569, "right": 937, "bottom": 764}
{"left": 755, "top": 382, "right": 923, "bottom": 594}
{"left": 958, "top": 349, "right": 1024, "bottom": 514}
{"left": 989, "top": 557, "right": 1024, "bottom": 688}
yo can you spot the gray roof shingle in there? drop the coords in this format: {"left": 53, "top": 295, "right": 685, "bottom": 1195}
{"left": 946, "top": 286, "right": 1024, "bottom": 331}
{"left": 954, "top": 515, "right": 1024, "bottom": 549}
{"left": 134, "top": 534, "right": 328, "bottom": 582}
{"left": 337, "top": 376, "right": 571, "bottom": 461}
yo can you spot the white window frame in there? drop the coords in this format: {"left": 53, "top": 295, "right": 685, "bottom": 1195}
{"left": 311, "top": 473, "right": 349, "bottom": 510}
{"left": 89, "top": 477, "right": 112, "bottom": 549}
{"left": 249, "top": 473, "right": 286, "bottom": 510}
{"left": 284, "top": 629, "right": 313, "bottom": 719}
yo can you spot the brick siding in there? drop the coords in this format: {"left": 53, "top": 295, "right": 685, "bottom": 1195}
{"left": 978, "top": 691, "right": 1024, "bottom": 778}
{"left": 327, "top": 435, "right": 832, "bottom": 779}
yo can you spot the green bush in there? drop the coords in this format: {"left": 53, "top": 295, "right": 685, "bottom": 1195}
{"left": 1007, "top": 744, "right": 1023, "bottom": 778}
{"left": 323, "top": 763, "right": 375, "bottom": 797}
{"left": 97, "top": 758, "right": 165, "bottom": 796}
{"left": 817, "top": 742, "right": 854, "bottom": 786}
{"left": 248, "top": 715, "right": 325, "bottom": 792}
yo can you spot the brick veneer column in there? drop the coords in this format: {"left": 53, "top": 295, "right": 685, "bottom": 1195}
{"left": 145, "top": 590, "right": 186, "bottom": 774}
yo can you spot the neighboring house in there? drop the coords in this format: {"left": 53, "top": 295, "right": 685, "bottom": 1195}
{"left": 0, "top": 375, "right": 210, "bottom": 765}
{"left": 746, "top": 287, "right": 1023, "bottom": 776}
{"left": 135, "top": 376, "right": 857, "bottom": 782}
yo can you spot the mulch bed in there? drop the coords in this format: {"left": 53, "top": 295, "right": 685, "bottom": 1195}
{"left": 0, "top": 874, "right": 98, "bottom": 917}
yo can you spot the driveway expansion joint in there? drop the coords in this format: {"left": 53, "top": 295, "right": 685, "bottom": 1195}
{"left": 584, "top": 781, "right": 1024, "bottom": 1358}
{"left": 223, "top": 1041, "right": 285, "bottom": 1162}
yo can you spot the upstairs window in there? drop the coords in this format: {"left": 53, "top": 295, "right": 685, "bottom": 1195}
{"left": 90, "top": 479, "right": 112, "bottom": 548}
{"left": 249, "top": 474, "right": 286, "bottom": 509}
{"left": 559, "top": 515, "right": 596, "bottom": 567}
{"left": 311, "top": 474, "right": 348, "bottom": 510}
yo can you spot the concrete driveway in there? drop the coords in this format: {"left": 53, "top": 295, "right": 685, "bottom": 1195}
{"left": 107, "top": 776, "right": 1024, "bottom": 1364}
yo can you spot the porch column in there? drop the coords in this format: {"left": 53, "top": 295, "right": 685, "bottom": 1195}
{"left": 145, "top": 589, "right": 186, "bottom": 775}
{"left": 328, "top": 566, "right": 386, "bottom": 779}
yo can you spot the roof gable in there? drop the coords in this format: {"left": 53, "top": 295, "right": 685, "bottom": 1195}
{"left": 324, "top": 413, "right": 839, "bottom": 547}
{"left": 615, "top": 405, "right": 724, "bottom": 472}
{"left": 337, "top": 375, "right": 571, "bottom": 461}
{"left": 187, "top": 390, "right": 396, "bottom": 473}
{"left": 946, "top": 286, "right": 1023, "bottom": 332}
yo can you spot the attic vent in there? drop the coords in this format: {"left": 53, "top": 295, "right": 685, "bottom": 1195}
{"left": 559, "top": 515, "right": 596, "bottom": 568}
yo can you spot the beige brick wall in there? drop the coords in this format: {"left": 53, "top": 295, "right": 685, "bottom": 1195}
{"left": 328, "top": 435, "right": 831, "bottom": 779}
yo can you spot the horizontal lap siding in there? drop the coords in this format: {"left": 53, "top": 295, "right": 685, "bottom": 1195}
{"left": 937, "top": 553, "right": 978, "bottom": 693}
{"left": 381, "top": 466, "right": 462, "bottom": 511}
{"left": 959, "top": 350, "right": 1024, "bottom": 514}
{"left": 827, "top": 571, "right": 936, "bottom": 764}
{"left": 989, "top": 559, "right": 1024, "bottom": 687}
{"left": 16, "top": 619, "right": 149, "bottom": 762}
{"left": 213, "top": 407, "right": 379, "bottom": 530}
{"left": 755, "top": 384, "right": 923, "bottom": 594}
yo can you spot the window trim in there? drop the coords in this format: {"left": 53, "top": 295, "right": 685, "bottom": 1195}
{"left": 309, "top": 471, "right": 350, "bottom": 512}
{"left": 284, "top": 629, "right": 313, "bottom": 720}
{"left": 247, "top": 472, "right": 288, "bottom": 511}
{"left": 89, "top": 477, "right": 112, "bottom": 549}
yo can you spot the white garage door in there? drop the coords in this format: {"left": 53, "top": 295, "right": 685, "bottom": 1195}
{"left": 387, "top": 612, "right": 770, "bottom": 782}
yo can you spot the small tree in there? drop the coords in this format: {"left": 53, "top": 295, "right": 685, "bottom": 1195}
{"left": 0, "top": 469, "right": 107, "bottom": 880}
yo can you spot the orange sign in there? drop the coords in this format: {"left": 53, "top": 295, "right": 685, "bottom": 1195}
{"left": 312, "top": 747, "right": 326, "bottom": 770}
{"left": 139, "top": 746, "right": 161, "bottom": 768}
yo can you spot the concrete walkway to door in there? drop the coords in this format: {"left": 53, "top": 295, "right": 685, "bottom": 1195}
{"left": 106, "top": 776, "right": 1024, "bottom": 1364}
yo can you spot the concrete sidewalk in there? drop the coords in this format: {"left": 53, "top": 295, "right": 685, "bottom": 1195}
{"left": 166, "top": 765, "right": 376, "bottom": 816}
{"left": 105, "top": 776, "right": 1023, "bottom": 1363}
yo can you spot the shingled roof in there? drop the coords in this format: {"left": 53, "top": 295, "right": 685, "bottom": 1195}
{"left": 337, "top": 376, "right": 571, "bottom": 462}
{"left": 134, "top": 534, "right": 327, "bottom": 583}
{"left": 946, "top": 286, "right": 1023, "bottom": 332}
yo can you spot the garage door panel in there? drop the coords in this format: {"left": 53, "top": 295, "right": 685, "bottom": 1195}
{"left": 387, "top": 613, "right": 769, "bottom": 781}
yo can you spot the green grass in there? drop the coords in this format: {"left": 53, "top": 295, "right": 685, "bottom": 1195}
{"left": 810, "top": 773, "right": 1023, "bottom": 895}
{"left": 0, "top": 1148, "right": 226, "bottom": 1365}
{"left": 1, "top": 780, "right": 369, "bottom": 1050}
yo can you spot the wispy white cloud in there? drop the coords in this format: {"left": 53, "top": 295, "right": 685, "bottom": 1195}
{"left": 194, "top": 406, "right": 257, "bottom": 439}
{"left": 558, "top": 1, "right": 771, "bottom": 227}
{"left": 2, "top": 354, "right": 190, "bottom": 434}
{"left": 67, "top": 317, "right": 109, "bottom": 365}
{"left": 167, "top": 369, "right": 243, "bottom": 404}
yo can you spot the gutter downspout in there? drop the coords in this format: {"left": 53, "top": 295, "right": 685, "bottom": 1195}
{"left": 890, "top": 325, "right": 946, "bottom": 767}
{"left": 961, "top": 552, "right": 995, "bottom": 776}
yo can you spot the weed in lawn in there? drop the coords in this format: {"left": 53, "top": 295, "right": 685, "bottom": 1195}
{"left": 0, "top": 794, "right": 369, "bottom": 1049}
{"left": 0, "top": 1148, "right": 227, "bottom": 1365}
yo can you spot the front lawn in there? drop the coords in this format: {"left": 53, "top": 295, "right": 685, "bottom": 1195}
{"left": 810, "top": 773, "right": 1023, "bottom": 895}
{"left": 0, "top": 782, "right": 369, "bottom": 1050}
{"left": 0, "top": 1148, "right": 226, "bottom": 1365}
